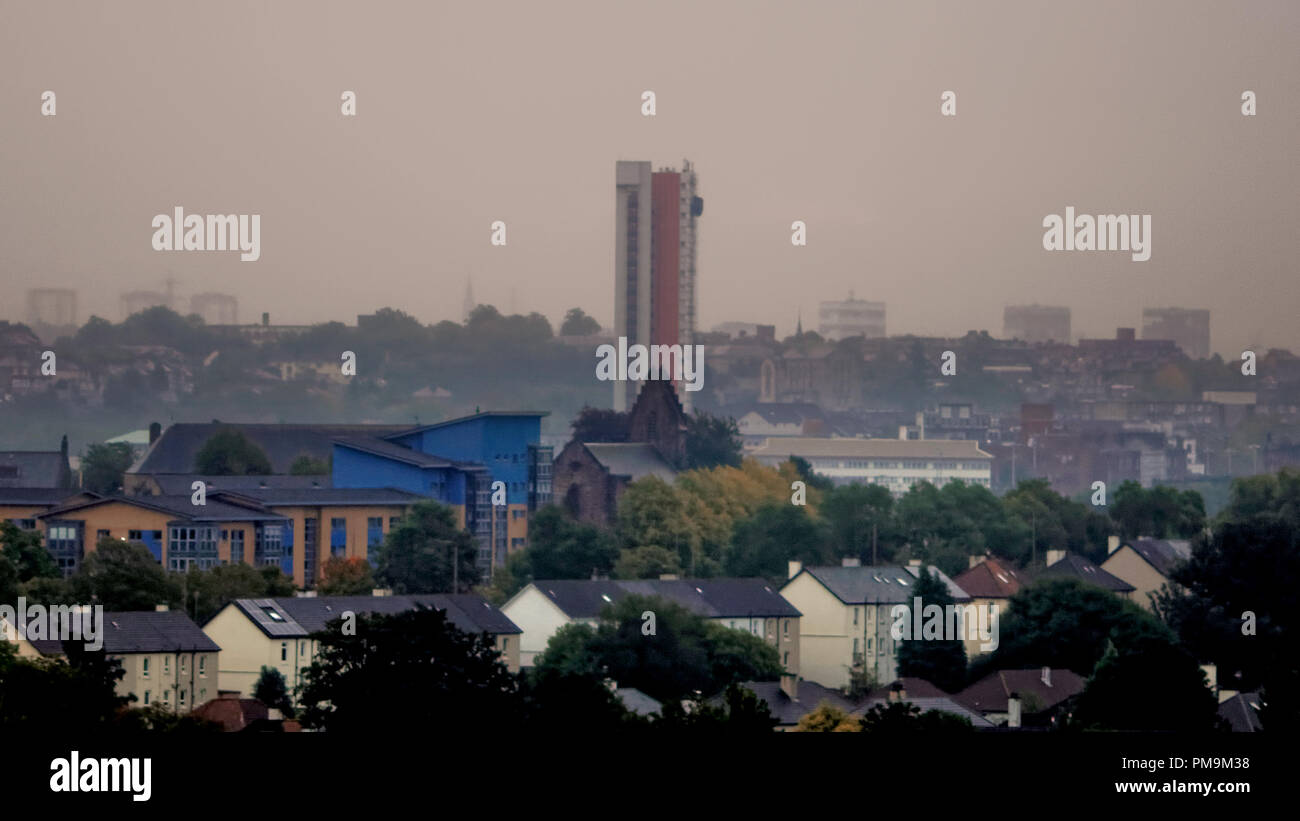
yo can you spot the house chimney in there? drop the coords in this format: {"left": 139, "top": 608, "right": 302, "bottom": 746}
{"left": 262, "top": 311, "right": 270, "bottom": 326}
{"left": 149, "top": 422, "right": 162, "bottom": 444}
{"left": 1108, "top": 534, "right": 1121, "bottom": 554}
{"left": 898, "top": 426, "right": 908, "bottom": 441}
{"left": 788, "top": 560, "right": 802, "bottom": 580}
{"left": 1007, "top": 693, "right": 1022, "bottom": 728}
{"left": 154, "top": 604, "right": 168, "bottom": 612}
{"left": 1041, "top": 666, "right": 1051, "bottom": 687}
{"left": 371, "top": 588, "right": 391, "bottom": 597}
{"left": 780, "top": 673, "right": 798, "bottom": 701}
{"left": 841, "top": 557, "right": 860, "bottom": 567}
{"left": 1045, "top": 549, "right": 1065, "bottom": 567}
{"left": 889, "top": 681, "right": 905, "bottom": 702}
{"left": 658, "top": 573, "right": 678, "bottom": 581}
{"left": 907, "top": 559, "right": 922, "bottom": 568}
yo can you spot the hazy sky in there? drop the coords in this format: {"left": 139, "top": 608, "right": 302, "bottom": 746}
{"left": 2, "top": 0, "right": 1296, "bottom": 356}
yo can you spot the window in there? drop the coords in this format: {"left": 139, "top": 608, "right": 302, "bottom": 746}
{"left": 502, "top": 637, "right": 509, "bottom": 651}
{"left": 180, "top": 656, "right": 186, "bottom": 674}
{"left": 783, "top": 651, "right": 789, "bottom": 666}
{"left": 783, "top": 620, "right": 789, "bottom": 636}
{"left": 142, "top": 657, "right": 150, "bottom": 678}
{"left": 179, "top": 690, "right": 186, "bottom": 707}
{"left": 300, "top": 641, "right": 306, "bottom": 657}
{"left": 164, "top": 656, "right": 170, "bottom": 674}
{"left": 853, "top": 608, "right": 859, "bottom": 626}
{"left": 199, "top": 656, "right": 206, "bottom": 677}
{"left": 230, "top": 529, "right": 245, "bottom": 564}
{"left": 97, "top": 529, "right": 110, "bottom": 542}
{"left": 163, "top": 690, "right": 170, "bottom": 703}
{"left": 330, "top": 517, "right": 347, "bottom": 558}
{"left": 281, "top": 642, "right": 288, "bottom": 661}
{"left": 143, "top": 691, "right": 150, "bottom": 705}
{"left": 389, "top": 516, "right": 401, "bottom": 530}
{"left": 853, "top": 638, "right": 860, "bottom": 654}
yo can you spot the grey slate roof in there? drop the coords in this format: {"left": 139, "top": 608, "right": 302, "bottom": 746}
{"left": 731, "top": 679, "right": 860, "bottom": 726}
{"left": 1124, "top": 539, "right": 1192, "bottom": 578}
{"left": 615, "top": 687, "right": 664, "bottom": 717}
{"left": 131, "top": 423, "right": 412, "bottom": 475}
{"left": 0, "top": 451, "right": 68, "bottom": 488}
{"left": 27, "top": 610, "right": 219, "bottom": 655}
{"left": 529, "top": 578, "right": 801, "bottom": 619}
{"left": 583, "top": 443, "right": 678, "bottom": 482}
{"left": 331, "top": 435, "right": 458, "bottom": 468}
{"left": 212, "top": 487, "right": 426, "bottom": 507}
{"left": 225, "top": 594, "right": 521, "bottom": 638}
{"left": 388, "top": 411, "right": 548, "bottom": 436}
{"left": 793, "top": 565, "right": 971, "bottom": 604}
{"left": 0, "top": 488, "right": 95, "bottom": 506}
{"left": 35, "top": 494, "right": 288, "bottom": 524}
{"left": 1035, "top": 552, "right": 1135, "bottom": 593}
{"left": 1218, "top": 691, "right": 1263, "bottom": 732}
{"left": 150, "top": 474, "right": 332, "bottom": 494}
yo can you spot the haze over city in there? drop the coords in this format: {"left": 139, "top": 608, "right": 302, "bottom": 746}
{"left": 2, "top": 0, "right": 1297, "bottom": 356}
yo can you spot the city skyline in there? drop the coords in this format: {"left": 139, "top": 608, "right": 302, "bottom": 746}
{"left": 1, "top": 1, "right": 1296, "bottom": 359}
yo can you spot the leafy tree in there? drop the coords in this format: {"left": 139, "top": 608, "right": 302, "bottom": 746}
{"left": 532, "top": 623, "right": 604, "bottom": 678}
{"left": 858, "top": 701, "right": 974, "bottom": 733}
{"left": 1073, "top": 637, "right": 1217, "bottom": 731}
{"left": 520, "top": 667, "right": 635, "bottom": 731}
{"left": 616, "top": 477, "right": 703, "bottom": 574}
{"left": 194, "top": 428, "right": 272, "bottom": 475}
{"left": 180, "top": 563, "right": 295, "bottom": 624}
{"left": 317, "top": 556, "right": 377, "bottom": 596}
{"left": 571, "top": 406, "right": 629, "bottom": 443}
{"left": 253, "top": 666, "right": 296, "bottom": 717}
{"left": 703, "top": 621, "right": 784, "bottom": 683}
{"left": 1110, "top": 480, "right": 1206, "bottom": 539}
{"left": 980, "top": 578, "right": 1187, "bottom": 680}
{"left": 113, "top": 703, "right": 221, "bottom": 734}
{"left": 18, "top": 575, "right": 73, "bottom": 606}
{"left": 69, "top": 540, "right": 181, "bottom": 611}
{"left": 0, "top": 649, "right": 129, "bottom": 731}
{"left": 684, "top": 411, "right": 742, "bottom": 470}
{"left": 614, "top": 545, "right": 683, "bottom": 579}
{"left": 821, "top": 483, "right": 893, "bottom": 562}
{"left": 1, "top": 522, "right": 59, "bottom": 582}
{"left": 559, "top": 307, "right": 601, "bottom": 336}
{"left": 725, "top": 503, "right": 830, "bottom": 580}
{"left": 1154, "top": 496, "right": 1300, "bottom": 728}
{"left": 0, "top": 552, "right": 18, "bottom": 605}
{"left": 795, "top": 701, "right": 861, "bottom": 732}
{"left": 288, "top": 454, "right": 330, "bottom": 476}
{"left": 787, "top": 456, "right": 834, "bottom": 492}
{"left": 526, "top": 506, "right": 619, "bottom": 580}
{"left": 81, "top": 442, "right": 135, "bottom": 495}
{"left": 896, "top": 568, "right": 968, "bottom": 693}
{"left": 480, "top": 548, "right": 531, "bottom": 605}
{"left": 656, "top": 682, "right": 777, "bottom": 734}
{"left": 375, "top": 501, "right": 479, "bottom": 594}
{"left": 298, "top": 605, "right": 520, "bottom": 732}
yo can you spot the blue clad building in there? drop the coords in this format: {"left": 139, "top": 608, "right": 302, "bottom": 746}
{"left": 331, "top": 412, "right": 552, "bottom": 572}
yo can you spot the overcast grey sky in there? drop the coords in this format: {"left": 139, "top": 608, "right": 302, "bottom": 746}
{"left": 2, "top": 0, "right": 1296, "bottom": 356}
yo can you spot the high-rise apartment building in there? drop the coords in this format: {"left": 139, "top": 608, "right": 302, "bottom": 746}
{"left": 26, "top": 288, "right": 77, "bottom": 328}
{"left": 613, "top": 159, "right": 702, "bottom": 411}
{"left": 818, "top": 292, "right": 886, "bottom": 340}
{"left": 1142, "top": 307, "right": 1210, "bottom": 360}
{"left": 1004, "top": 304, "right": 1071, "bottom": 344}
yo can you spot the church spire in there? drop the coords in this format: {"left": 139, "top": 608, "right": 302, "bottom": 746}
{"left": 463, "top": 277, "right": 475, "bottom": 323}
{"left": 796, "top": 307, "right": 803, "bottom": 337}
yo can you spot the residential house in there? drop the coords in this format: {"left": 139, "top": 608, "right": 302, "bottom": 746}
{"left": 502, "top": 577, "right": 801, "bottom": 672}
{"left": 1101, "top": 537, "right": 1191, "bottom": 611}
{"left": 0, "top": 441, "right": 73, "bottom": 489}
{"left": 23, "top": 609, "right": 220, "bottom": 713}
{"left": 952, "top": 554, "right": 1025, "bottom": 659}
{"left": 854, "top": 678, "right": 995, "bottom": 728}
{"left": 1034, "top": 549, "right": 1136, "bottom": 601}
{"left": 202, "top": 594, "right": 521, "bottom": 701}
{"left": 778, "top": 560, "right": 970, "bottom": 690}
{"left": 956, "top": 667, "right": 1085, "bottom": 728}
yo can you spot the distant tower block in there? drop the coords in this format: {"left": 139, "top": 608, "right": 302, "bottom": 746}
{"left": 26, "top": 288, "right": 77, "bottom": 327}
{"left": 191, "top": 293, "right": 239, "bottom": 325}
{"left": 121, "top": 290, "right": 170, "bottom": 320}
{"left": 613, "top": 158, "right": 703, "bottom": 411}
